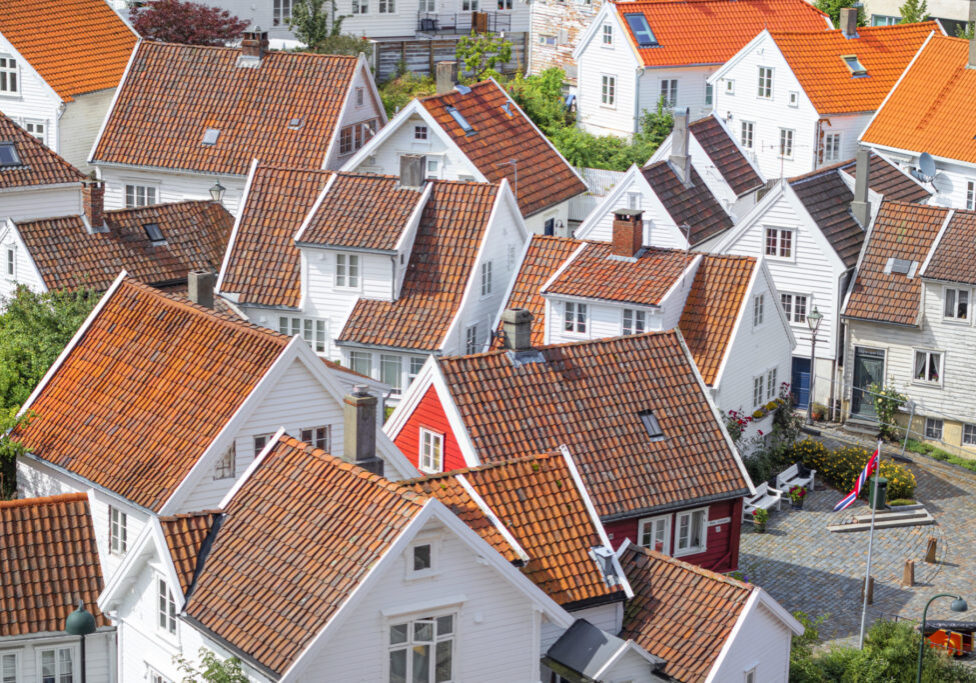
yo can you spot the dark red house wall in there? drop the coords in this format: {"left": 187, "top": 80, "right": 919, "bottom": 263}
{"left": 393, "top": 385, "right": 468, "bottom": 472}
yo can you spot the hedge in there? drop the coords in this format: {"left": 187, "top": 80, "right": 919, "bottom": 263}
{"left": 790, "top": 439, "right": 916, "bottom": 501}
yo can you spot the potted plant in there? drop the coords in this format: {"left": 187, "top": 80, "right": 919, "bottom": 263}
{"left": 811, "top": 403, "right": 826, "bottom": 421}
{"left": 789, "top": 485, "right": 807, "bottom": 510}
{"left": 752, "top": 508, "right": 769, "bottom": 533}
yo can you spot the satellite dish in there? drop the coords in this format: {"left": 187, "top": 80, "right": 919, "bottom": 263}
{"left": 914, "top": 152, "right": 936, "bottom": 183}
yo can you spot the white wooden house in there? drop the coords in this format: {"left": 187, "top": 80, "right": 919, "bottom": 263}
{"left": 89, "top": 33, "right": 386, "bottom": 214}
{"left": 343, "top": 79, "right": 586, "bottom": 236}
{"left": 0, "top": 0, "right": 137, "bottom": 170}
{"left": 713, "top": 149, "right": 931, "bottom": 410}
{"left": 15, "top": 274, "right": 413, "bottom": 584}
{"left": 861, "top": 34, "right": 976, "bottom": 211}
{"left": 572, "top": 0, "right": 830, "bottom": 139}
{"left": 707, "top": 16, "right": 939, "bottom": 180}
{"left": 217, "top": 162, "right": 529, "bottom": 400}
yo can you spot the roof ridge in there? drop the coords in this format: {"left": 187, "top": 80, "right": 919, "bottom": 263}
{"left": 419, "top": 79, "right": 495, "bottom": 102}
{"left": 442, "top": 328, "right": 680, "bottom": 362}
{"left": 400, "top": 452, "right": 562, "bottom": 484}
{"left": 103, "top": 200, "right": 218, "bottom": 218}
{"left": 0, "top": 492, "right": 88, "bottom": 508}
{"left": 160, "top": 510, "right": 223, "bottom": 521}
{"left": 144, "top": 40, "right": 359, "bottom": 61}
{"left": 625, "top": 543, "right": 753, "bottom": 591}
{"left": 769, "top": 20, "right": 938, "bottom": 37}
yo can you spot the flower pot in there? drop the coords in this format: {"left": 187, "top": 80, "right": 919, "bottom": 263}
{"left": 791, "top": 499, "right": 804, "bottom": 510}
{"left": 754, "top": 521, "right": 767, "bottom": 533}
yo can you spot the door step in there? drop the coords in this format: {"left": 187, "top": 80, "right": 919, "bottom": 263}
{"left": 827, "top": 507, "right": 935, "bottom": 533}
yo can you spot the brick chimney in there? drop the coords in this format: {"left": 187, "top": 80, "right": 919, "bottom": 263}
{"left": 436, "top": 61, "right": 457, "bottom": 95}
{"left": 399, "top": 154, "right": 426, "bottom": 189}
{"left": 851, "top": 147, "right": 871, "bottom": 228}
{"left": 82, "top": 177, "right": 105, "bottom": 232}
{"left": 240, "top": 29, "right": 269, "bottom": 61}
{"left": 612, "top": 210, "right": 643, "bottom": 257}
{"left": 501, "top": 308, "right": 533, "bottom": 352}
{"left": 669, "top": 107, "right": 691, "bottom": 186}
{"left": 188, "top": 270, "right": 216, "bottom": 309}
{"left": 840, "top": 7, "right": 858, "bottom": 39}
{"left": 344, "top": 385, "right": 384, "bottom": 476}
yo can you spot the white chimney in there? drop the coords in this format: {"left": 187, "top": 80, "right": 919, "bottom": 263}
{"left": 851, "top": 147, "right": 871, "bottom": 228}
{"left": 669, "top": 107, "right": 691, "bottom": 186}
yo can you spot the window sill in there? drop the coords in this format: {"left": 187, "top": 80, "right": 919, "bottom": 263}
{"left": 941, "top": 317, "right": 971, "bottom": 325}
{"left": 911, "top": 381, "right": 943, "bottom": 388}
{"left": 673, "top": 547, "right": 706, "bottom": 558}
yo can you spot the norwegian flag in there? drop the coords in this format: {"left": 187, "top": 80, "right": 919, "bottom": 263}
{"left": 834, "top": 447, "right": 880, "bottom": 512}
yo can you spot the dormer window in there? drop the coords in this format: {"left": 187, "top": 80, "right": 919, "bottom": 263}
{"left": 0, "top": 142, "right": 21, "bottom": 168}
{"left": 201, "top": 128, "right": 220, "bottom": 146}
{"left": 624, "top": 13, "right": 657, "bottom": 47}
{"left": 445, "top": 106, "right": 474, "bottom": 135}
{"left": 0, "top": 56, "right": 18, "bottom": 94}
{"left": 143, "top": 223, "right": 165, "bottom": 245}
{"left": 639, "top": 410, "right": 664, "bottom": 441}
{"left": 842, "top": 55, "right": 867, "bottom": 77}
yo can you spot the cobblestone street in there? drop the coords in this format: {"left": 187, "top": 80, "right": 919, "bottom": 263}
{"left": 740, "top": 436, "right": 976, "bottom": 646}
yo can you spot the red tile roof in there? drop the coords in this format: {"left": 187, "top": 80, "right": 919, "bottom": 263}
{"left": 838, "top": 154, "right": 931, "bottom": 204}
{"left": 770, "top": 23, "right": 937, "bottom": 114}
{"left": 16, "top": 201, "right": 232, "bottom": 292}
{"left": 844, "top": 200, "right": 947, "bottom": 325}
{"left": 544, "top": 243, "right": 696, "bottom": 306}
{"left": 92, "top": 42, "right": 360, "bottom": 176}
{"left": 620, "top": 544, "right": 752, "bottom": 683}
{"left": 219, "top": 165, "right": 332, "bottom": 308}
{"left": 159, "top": 511, "right": 219, "bottom": 594}
{"left": 678, "top": 255, "right": 757, "bottom": 385}
{"left": 641, "top": 162, "right": 734, "bottom": 245}
{"left": 0, "top": 112, "right": 86, "bottom": 190}
{"left": 435, "top": 331, "right": 749, "bottom": 519}
{"left": 185, "top": 435, "right": 426, "bottom": 677}
{"left": 688, "top": 116, "right": 763, "bottom": 197}
{"left": 420, "top": 80, "right": 586, "bottom": 217}
{"left": 614, "top": 0, "right": 829, "bottom": 67}
{"left": 861, "top": 36, "right": 976, "bottom": 164}
{"left": 0, "top": 493, "right": 108, "bottom": 637}
{"left": 337, "top": 181, "right": 499, "bottom": 351}
{"left": 0, "top": 0, "right": 136, "bottom": 101}
{"left": 297, "top": 174, "right": 423, "bottom": 250}
{"left": 13, "top": 278, "right": 290, "bottom": 511}
{"left": 921, "top": 209, "right": 976, "bottom": 286}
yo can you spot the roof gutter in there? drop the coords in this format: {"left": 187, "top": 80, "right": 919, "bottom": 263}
{"left": 599, "top": 487, "right": 752, "bottom": 523}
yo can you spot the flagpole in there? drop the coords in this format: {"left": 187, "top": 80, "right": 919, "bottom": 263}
{"left": 859, "top": 439, "right": 883, "bottom": 649}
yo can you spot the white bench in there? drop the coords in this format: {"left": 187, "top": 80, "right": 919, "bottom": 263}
{"left": 777, "top": 463, "right": 816, "bottom": 493}
{"left": 743, "top": 482, "right": 783, "bottom": 520}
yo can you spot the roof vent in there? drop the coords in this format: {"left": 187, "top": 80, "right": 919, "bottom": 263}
{"left": 288, "top": 117, "right": 303, "bottom": 130}
{"left": 202, "top": 128, "right": 220, "bottom": 146}
{"left": 0, "top": 141, "right": 21, "bottom": 168}
{"left": 446, "top": 105, "right": 475, "bottom": 135}
{"left": 885, "top": 257, "right": 918, "bottom": 277}
{"left": 624, "top": 13, "right": 658, "bottom": 47}
{"left": 638, "top": 410, "right": 665, "bottom": 441}
{"left": 143, "top": 222, "right": 165, "bottom": 245}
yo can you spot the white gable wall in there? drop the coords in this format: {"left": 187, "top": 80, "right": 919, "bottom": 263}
{"left": 576, "top": 9, "right": 640, "bottom": 138}
{"left": 709, "top": 601, "right": 794, "bottom": 683}
{"left": 59, "top": 88, "right": 118, "bottom": 172}
{"left": 0, "top": 631, "right": 115, "bottom": 683}
{"left": 0, "top": 185, "right": 83, "bottom": 225}
{"left": 324, "top": 62, "right": 387, "bottom": 171}
{"left": 96, "top": 165, "right": 247, "bottom": 215}
{"left": 0, "top": 219, "right": 50, "bottom": 301}
{"left": 0, "top": 32, "right": 63, "bottom": 157}
{"left": 638, "top": 65, "right": 715, "bottom": 123}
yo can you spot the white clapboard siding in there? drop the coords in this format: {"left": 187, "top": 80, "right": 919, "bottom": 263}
{"left": 0, "top": 632, "right": 115, "bottom": 683}
{"left": 58, "top": 89, "right": 117, "bottom": 172}
{"left": 710, "top": 602, "right": 794, "bottom": 682}
{"left": 638, "top": 65, "right": 715, "bottom": 122}
{"left": 0, "top": 34, "right": 63, "bottom": 157}
{"left": 97, "top": 166, "right": 247, "bottom": 215}
{"left": 576, "top": 10, "right": 640, "bottom": 138}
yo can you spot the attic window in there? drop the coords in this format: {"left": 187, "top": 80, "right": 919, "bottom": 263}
{"left": 288, "top": 117, "right": 303, "bottom": 130}
{"left": 445, "top": 106, "right": 474, "bottom": 135}
{"left": 0, "top": 141, "right": 21, "bottom": 168}
{"left": 624, "top": 13, "right": 658, "bottom": 48}
{"left": 143, "top": 223, "right": 165, "bottom": 244}
{"left": 638, "top": 410, "right": 665, "bottom": 441}
{"left": 842, "top": 55, "right": 867, "bottom": 77}
{"left": 201, "top": 128, "right": 220, "bottom": 146}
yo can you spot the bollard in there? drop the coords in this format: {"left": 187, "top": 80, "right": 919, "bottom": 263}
{"left": 925, "top": 537, "right": 938, "bottom": 564}
{"left": 902, "top": 559, "right": 915, "bottom": 587}
{"left": 861, "top": 576, "right": 875, "bottom": 605}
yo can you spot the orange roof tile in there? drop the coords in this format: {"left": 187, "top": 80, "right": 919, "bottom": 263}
{"left": 544, "top": 243, "right": 696, "bottom": 306}
{"left": 679, "top": 255, "right": 756, "bottom": 385}
{"left": 420, "top": 80, "right": 586, "bottom": 217}
{"left": 17, "top": 201, "right": 232, "bottom": 292}
{"left": 861, "top": 36, "right": 976, "bottom": 164}
{"left": 0, "top": 0, "right": 135, "bottom": 101}
{"left": 159, "top": 511, "right": 219, "bottom": 594}
{"left": 0, "top": 112, "right": 86, "bottom": 190}
{"left": 922, "top": 209, "right": 976, "bottom": 285}
{"left": 185, "top": 435, "right": 426, "bottom": 677}
{"left": 337, "top": 181, "right": 499, "bottom": 351}
{"left": 620, "top": 544, "right": 752, "bottom": 683}
{"left": 614, "top": 0, "right": 829, "bottom": 67}
{"left": 219, "top": 165, "right": 332, "bottom": 308}
{"left": 844, "top": 200, "right": 947, "bottom": 326}
{"left": 13, "top": 279, "right": 290, "bottom": 511}
{"left": 92, "top": 42, "right": 361, "bottom": 176}
{"left": 436, "top": 331, "right": 749, "bottom": 518}
{"left": 0, "top": 493, "right": 108, "bottom": 636}
{"left": 770, "top": 23, "right": 937, "bottom": 114}
{"left": 496, "top": 235, "right": 582, "bottom": 347}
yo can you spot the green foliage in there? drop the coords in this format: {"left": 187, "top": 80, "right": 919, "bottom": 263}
{"left": 176, "top": 649, "right": 249, "bottom": 683}
{"left": 290, "top": 0, "right": 341, "bottom": 48}
{"left": 0, "top": 412, "right": 31, "bottom": 498}
{"left": 455, "top": 32, "right": 512, "bottom": 83}
{"left": 377, "top": 72, "right": 436, "bottom": 117}
{"left": 506, "top": 68, "right": 572, "bottom": 135}
{"left": 814, "top": 0, "right": 866, "bottom": 26}
{"left": 867, "top": 383, "right": 908, "bottom": 441}
{"left": 791, "top": 439, "right": 917, "bottom": 500}
{"left": 956, "top": 22, "right": 975, "bottom": 39}
{"left": 905, "top": 438, "right": 976, "bottom": 474}
{"left": 898, "top": 0, "right": 929, "bottom": 23}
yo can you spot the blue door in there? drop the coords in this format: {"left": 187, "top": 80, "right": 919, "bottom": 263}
{"left": 792, "top": 357, "right": 811, "bottom": 409}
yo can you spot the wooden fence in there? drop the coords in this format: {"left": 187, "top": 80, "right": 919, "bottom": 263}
{"left": 370, "top": 33, "right": 527, "bottom": 83}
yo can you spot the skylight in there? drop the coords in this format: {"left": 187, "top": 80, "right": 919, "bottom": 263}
{"left": 201, "top": 128, "right": 220, "bottom": 146}
{"left": 0, "top": 141, "right": 21, "bottom": 168}
{"left": 842, "top": 55, "right": 867, "bottom": 77}
{"left": 143, "top": 223, "right": 164, "bottom": 244}
{"left": 624, "top": 13, "right": 658, "bottom": 48}
{"left": 638, "top": 410, "right": 665, "bottom": 441}
{"left": 889, "top": 257, "right": 913, "bottom": 275}
{"left": 446, "top": 106, "right": 475, "bottom": 135}
{"left": 288, "top": 117, "right": 303, "bottom": 130}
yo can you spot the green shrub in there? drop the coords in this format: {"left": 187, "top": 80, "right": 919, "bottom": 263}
{"left": 905, "top": 438, "right": 976, "bottom": 473}
{"left": 378, "top": 72, "right": 435, "bottom": 117}
{"left": 791, "top": 439, "right": 917, "bottom": 500}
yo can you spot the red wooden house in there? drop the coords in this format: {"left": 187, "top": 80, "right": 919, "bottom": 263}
{"left": 385, "top": 324, "right": 755, "bottom": 573}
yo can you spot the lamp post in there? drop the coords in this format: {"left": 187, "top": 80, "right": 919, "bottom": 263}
{"left": 209, "top": 180, "right": 226, "bottom": 204}
{"left": 916, "top": 594, "right": 968, "bottom": 682}
{"left": 805, "top": 306, "right": 824, "bottom": 425}
{"left": 64, "top": 600, "right": 97, "bottom": 683}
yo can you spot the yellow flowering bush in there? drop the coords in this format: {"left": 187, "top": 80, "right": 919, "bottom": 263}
{"left": 790, "top": 439, "right": 916, "bottom": 500}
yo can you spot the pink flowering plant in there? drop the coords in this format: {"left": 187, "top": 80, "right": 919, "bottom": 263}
{"left": 788, "top": 485, "right": 807, "bottom": 504}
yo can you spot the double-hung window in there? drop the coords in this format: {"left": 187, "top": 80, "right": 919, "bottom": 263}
{"left": 660, "top": 79, "right": 677, "bottom": 107}
{"left": 39, "top": 648, "right": 72, "bottom": 683}
{"left": 1, "top": 653, "right": 17, "bottom": 683}
{"left": 638, "top": 515, "right": 670, "bottom": 554}
{"left": 602, "top": 24, "right": 613, "bottom": 45}
{"left": 944, "top": 287, "right": 969, "bottom": 320}
{"left": 214, "top": 445, "right": 236, "bottom": 479}
{"left": 352, "top": 0, "right": 368, "bottom": 13}
{"left": 914, "top": 350, "right": 942, "bottom": 384}
{"left": 623, "top": 308, "right": 645, "bottom": 335}
{"left": 780, "top": 293, "right": 807, "bottom": 323}
{"left": 0, "top": 56, "right": 18, "bottom": 94}
{"left": 378, "top": 0, "right": 395, "bottom": 12}
{"left": 757, "top": 67, "right": 773, "bottom": 98}
{"left": 967, "top": 180, "right": 975, "bottom": 211}
{"left": 419, "top": 428, "right": 443, "bottom": 473}
{"left": 125, "top": 184, "right": 157, "bottom": 208}
{"left": 272, "top": 0, "right": 292, "bottom": 25}
{"left": 480, "top": 261, "right": 492, "bottom": 296}
{"left": 109, "top": 506, "right": 127, "bottom": 555}
{"left": 753, "top": 294, "right": 764, "bottom": 327}
{"left": 5, "top": 246, "right": 15, "bottom": 279}
{"left": 705, "top": 82, "right": 713, "bottom": 106}
{"left": 253, "top": 433, "right": 273, "bottom": 456}
{"left": 740, "top": 121, "right": 754, "bottom": 150}
{"left": 465, "top": 324, "right": 478, "bottom": 354}
{"left": 564, "top": 301, "right": 587, "bottom": 334}
{"left": 753, "top": 375, "right": 765, "bottom": 408}
{"left": 824, "top": 133, "right": 841, "bottom": 163}
{"left": 158, "top": 578, "right": 177, "bottom": 635}
{"left": 766, "top": 368, "right": 777, "bottom": 401}
{"left": 601, "top": 75, "right": 616, "bottom": 106}
{"left": 462, "top": 0, "right": 478, "bottom": 8}
{"left": 300, "top": 425, "right": 331, "bottom": 451}
{"left": 335, "top": 253, "right": 360, "bottom": 288}
{"left": 389, "top": 615, "right": 454, "bottom": 683}
{"left": 764, "top": 228, "right": 793, "bottom": 259}
{"left": 779, "top": 129, "right": 794, "bottom": 159}
{"left": 350, "top": 351, "right": 372, "bottom": 377}
{"left": 381, "top": 354, "right": 403, "bottom": 393}
{"left": 674, "top": 508, "right": 707, "bottom": 556}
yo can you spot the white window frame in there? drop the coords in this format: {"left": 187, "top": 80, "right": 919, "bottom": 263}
{"left": 745, "top": 667, "right": 757, "bottom": 683}
{"left": 462, "top": 0, "right": 478, "bottom": 9}
{"left": 213, "top": 444, "right": 236, "bottom": 480}
{"left": 788, "top": 91, "right": 799, "bottom": 108}
{"left": 4, "top": 245, "right": 15, "bottom": 280}
{"left": 465, "top": 324, "right": 478, "bottom": 354}
{"left": 352, "top": 0, "right": 368, "bottom": 13}
{"left": 335, "top": 253, "right": 361, "bottom": 289}
{"left": 601, "top": 74, "right": 616, "bottom": 107}
{"left": 419, "top": 428, "right": 444, "bottom": 474}
{"left": 408, "top": 356, "right": 426, "bottom": 385}
{"left": 752, "top": 294, "right": 764, "bottom": 327}
{"left": 622, "top": 308, "right": 646, "bottom": 335}
{"left": 23, "top": 119, "right": 46, "bottom": 143}
{"left": 387, "top": 612, "right": 455, "bottom": 683}
{"left": 157, "top": 576, "right": 177, "bottom": 636}
{"left": 272, "top": 0, "right": 293, "bottom": 25}
{"left": 278, "top": 316, "right": 326, "bottom": 353}
{"left": 963, "top": 423, "right": 976, "bottom": 446}
{"left": 753, "top": 374, "right": 765, "bottom": 408}
{"left": 780, "top": 292, "right": 808, "bottom": 324}
{"left": 779, "top": 128, "right": 794, "bottom": 160}
{"left": 913, "top": 349, "right": 943, "bottom": 386}
{"left": 381, "top": 354, "right": 403, "bottom": 394}
{"left": 0, "top": 55, "right": 19, "bottom": 95}
{"left": 757, "top": 66, "right": 773, "bottom": 99}
{"left": 967, "top": 180, "right": 975, "bottom": 211}
{"left": 124, "top": 184, "right": 157, "bottom": 209}
{"left": 349, "top": 350, "right": 372, "bottom": 377}
{"left": 2, "top": 651, "right": 19, "bottom": 683}
{"left": 637, "top": 514, "right": 671, "bottom": 554}
{"left": 564, "top": 301, "right": 587, "bottom": 335}
{"left": 674, "top": 507, "right": 708, "bottom": 557}
{"left": 378, "top": 0, "right": 395, "bottom": 13}
{"left": 480, "top": 261, "right": 492, "bottom": 297}
{"left": 766, "top": 368, "right": 777, "bottom": 401}
{"left": 925, "top": 417, "right": 943, "bottom": 440}
{"left": 740, "top": 121, "right": 754, "bottom": 150}
{"left": 147, "top": 665, "right": 173, "bottom": 683}
{"left": 602, "top": 24, "right": 613, "bottom": 46}
{"left": 406, "top": 538, "right": 439, "bottom": 579}
{"left": 626, "top": 191, "right": 641, "bottom": 210}
{"left": 414, "top": 124, "right": 428, "bottom": 140}
{"left": 660, "top": 79, "right": 678, "bottom": 107}
{"left": 300, "top": 425, "right": 331, "bottom": 451}
{"left": 109, "top": 506, "right": 127, "bottom": 555}
{"left": 705, "top": 82, "right": 713, "bottom": 106}
{"left": 943, "top": 286, "right": 970, "bottom": 321}
{"left": 253, "top": 432, "right": 273, "bottom": 456}
{"left": 725, "top": 79, "right": 735, "bottom": 95}
{"left": 824, "top": 132, "right": 841, "bottom": 163}
{"left": 764, "top": 227, "right": 794, "bottom": 260}
{"left": 37, "top": 646, "right": 76, "bottom": 683}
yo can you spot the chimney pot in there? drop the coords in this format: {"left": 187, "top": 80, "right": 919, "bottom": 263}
{"left": 188, "top": 270, "right": 216, "bottom": 309}
{"left": 435, "top": 61, "right": 457, "bottom": 95}
{"left": 344, "top": 386, "right": 384, "bottom": 476}
{"left": 501, "top": 308, "right": 533, "bottom": 352}
{"left": 399, "top": 154, "right": 426, "bottom": 189}
{"left": 851, "top": 147, "right": 871, "bottom": 228}
{"left": 840, "top": 7, "right": 858, "bottom": 38}
{"left": 669, "top": 107, "right": 691, "bottom": 186}
{"left": 612, "top": 210, "right": 644, "bottom": 257}
{"left": 241, "top": 29, "right": 269, "bottom": 61}
{"left": 82, "top": 177, "right": 105, "bottom": 232}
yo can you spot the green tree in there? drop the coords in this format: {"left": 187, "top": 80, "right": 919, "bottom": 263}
{"left": 290, "top": 0, "right": 341, "bottom": 48}
{"left": 956, "top": 22, "right": 975, "bottom": 39}
{"left": 176, "top": 649, "right": 249, "bottom": 683}
{"left": 377, "top": 72, "right": 436, "bottom": 117}
{"left": 455, "top": 32, "right": 512, "bottom": 83}
{"left": 506, "top": 68, "right": 570, "bottom": 135}
{"left": 814, "top": 0, "right": 866, "bottom": 26}
{"left": 899, "top": 0, "right": 929, "bottom": 23}
{"left": 0, "top": 412, "right": 30, "bottom": 498}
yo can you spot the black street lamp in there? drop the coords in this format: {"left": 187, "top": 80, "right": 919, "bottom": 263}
{"left": 805, "top": 306, "right": 824, "bottom": 425}
{"left": 209, "top": 180, "right": 226, "bottom": 204}
{"left": 916, "top": 593, "right": 968, "bottom": 683}
{"left": 64, "top": 600, "right": 96, "bottom": 683}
